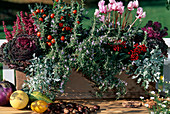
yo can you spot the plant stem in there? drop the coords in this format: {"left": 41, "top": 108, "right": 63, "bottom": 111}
{"left": 128, "top": 18, "right": 138, "bottom": 32}
{"left": 120, "top": 14, "right": 122, "bottom": 27}
{"left": 123, "top": 11, "right": 131, "bottom": 29}
{"left": 122, "top": 9, "right": 128, "bottom": 29}
{"left": 108, "top": 12, "right": 111, "bottom": 23}
{"left": 115, "top": 12, "right": 119, "bottom": 28}
{"left": 112, "top": 11, "right": 115, "bottom": 28}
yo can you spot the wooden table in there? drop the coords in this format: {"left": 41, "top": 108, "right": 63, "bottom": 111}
{"left": 0, "top": 100, "right": 149, "bottom": 114}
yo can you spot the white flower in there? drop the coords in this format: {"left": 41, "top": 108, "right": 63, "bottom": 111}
{"left": 31, "top": 9, "right": 34, "bottom": 13}
{"left": 158, "top": 89, "right": 161, "bottom": 92}
{"left": 54, "top": 78, "right": 60, "bottom": 82}
{"left": 150, "top": 97, "right": 154, "bottom": 100}
{"left": 150, "top": 91, "right": 155, "bottom": 95}
{"left": 163, "top": 101, "right": 167, "bottom": 103}
{"left": 158, "top": 103, "right": 162, "bottom": 106}
{"left": 150, "top": 112, "right": 155, "bottom": 114}
{"left": 162, "top": 104, "right": 166, "bottom": 108}
{"left": 144, "top": 104, "right": 149, "bottom": 107}
{"left": 140, "top": 96, "right": 144, "bottom": 99}
{"left": 165, "top": 90, "right": 169, "bottom": 94}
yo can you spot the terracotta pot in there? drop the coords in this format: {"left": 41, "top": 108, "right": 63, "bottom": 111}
{"left": 15, "top": 70, "right": 27, "bottom": 90}
{"left": 57, "top": 70, "right": 155, "bottom": 99}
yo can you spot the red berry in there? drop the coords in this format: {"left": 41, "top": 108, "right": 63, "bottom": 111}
{"left": 60, "top": 16, "right": 64, "bottom": 20}
{"left": 51, "top": 13, "right": 55, "bottom": 18}
{"left": 37, "top": 32, "right": 41, "bottom": 37}
{"left": 66, "top": 27, "right": 70, "bottom": 31}
{"left": 51, "top": 39, "right": 55, "bottom": 44}
{"left": 77, "top": 21, "right": 80, "bottom": 24}
{"left": 59, "top": 23, "right": 63, "bottom": 27}
{"left": 40, "top": 9, "right": 44, "bottom": 13}
{"left": 73, "top": 10, "right": 77, "bottom": 14}
{"left": 61, "top": 36, "right": 65, "bottom": 41}
{"left": 48, "top": 42, "right": 52, "bottom": 46}
{"left": 70, "top": 28, "right": 73, "bottom": 32}
{"left": 68, "top": 14, "right": 71, "bottom": 16}
{"left": 39, "top": 18, "right": 43, "bottom": 22}
{"left": 42, "top": 14, "right": 46, "bottom": 18}
{"left": 47, "top": 35, "right": 52, "bottom": 40}
{"left": 56, "top": 0, "right": 59, "bottom": 2}
{"left": 36, "top": 9, "right": 40, "bottom": 13}
{"left": 62, "top": 27, "right": 65, "bottom": 31}
{"left": 32, "top": 11, "right": 36, "bottom": 16}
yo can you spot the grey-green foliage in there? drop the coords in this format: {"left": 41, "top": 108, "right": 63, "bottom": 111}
{"left": 24, "top": 53, "right": 71, "bottom": 100}
{"left": 132, "top": 46, "right": 165, "bottom": 89}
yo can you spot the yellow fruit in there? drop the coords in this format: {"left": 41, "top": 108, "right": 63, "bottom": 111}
{"left": 160, "top": 76, "right": 164, "bottom": 81}
{"left": 10, "top": 90, "right": 29, "bottom": 109}
{"left": 31, "top": 100, "right": 48, "bottom": 113}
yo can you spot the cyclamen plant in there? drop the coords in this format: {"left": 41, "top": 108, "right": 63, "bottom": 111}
{"left": 74, "top": 0, "right": 166, "bottom": 97}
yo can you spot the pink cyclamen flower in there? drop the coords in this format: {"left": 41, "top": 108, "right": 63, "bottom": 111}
{"left": 112, "top": 2, "right": 117, "bottom": 11}
{"left": 94, "top": 9, "right": 100, "bottom": 17}
{"left": 118, "top": 6, "right": 124, "bottom": 15}
{"left": 99, "top": 15, "right": 105, "bottom": 22}
{"left": 127, "top": 1, "right": 134, "bottom": 11}
{"left": 109, "top": 0, "right": 116, "bottom": 4}
{"left": 99, "top": 5, "right": 107, "bottom": 14}
{"left": 115, "top": 1, "right": 123, "bottom": 11}
{"left": 137, "top": 7, "right": 143, "bottom": 15}
{"left": 133, "top": 0, "right": 139, "bottom": 8}
{"left": 103, "top": 5, "right": 108, "bottom": 13}
{"left": 108, "top": 3, "right": 113, "bottom": 12}
{"left": 136, "top": 7, "right": 146, "bottom": 19}
{"left": 98, "top": 0, "right": 107, "bottom": 13}
{"left": 98, "top": 0, "right": 105, "bottom": 8}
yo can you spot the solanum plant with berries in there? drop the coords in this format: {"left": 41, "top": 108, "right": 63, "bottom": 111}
{"left": 23, "top": 0, "right": 89, "bottom": 100}
{"left": 73, "top": 0, "right": 167, "bottom": 97}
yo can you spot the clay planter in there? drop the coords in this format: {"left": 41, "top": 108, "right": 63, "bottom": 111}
{"left": 15, "top": 69, "right": 155, "bottom": 99}
{"left": 15, "top": 70, "right": 28, "bottom": 90}
{"left": 57, "top": 70, "right": 155, "bottom": 99}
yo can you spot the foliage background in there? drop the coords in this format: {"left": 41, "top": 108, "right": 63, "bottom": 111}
{"left": 0, "top": 0, "right": 170, "bottom": 39}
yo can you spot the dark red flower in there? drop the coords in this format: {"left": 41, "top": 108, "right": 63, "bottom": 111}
{"left": 153, "top": 22, "right": 162, "bottom": 30}
{"left": 130, "top": 52, "right": 139, "bottom": 61}
{"left": 138, "top": 44, "right": 147, "bottom": 52}
{"left": 113, "top": 45, "right": 121, "bottom": 51}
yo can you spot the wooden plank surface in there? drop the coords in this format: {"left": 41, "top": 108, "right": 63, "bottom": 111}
{"left": 0, "top": 100, "right": 149, "bottom": 114}
{"left": 0, "top": 106, "right": 34, "bottom": 114}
